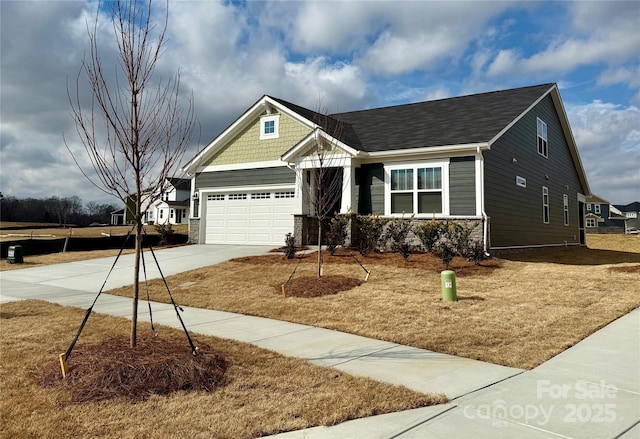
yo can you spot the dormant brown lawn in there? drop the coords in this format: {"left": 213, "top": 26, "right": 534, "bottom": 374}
{"left": 0, "top": 301, "right": 442, "bottom": 439}
{"left": 108, "top": 234, "right": 640, "bottom": 369}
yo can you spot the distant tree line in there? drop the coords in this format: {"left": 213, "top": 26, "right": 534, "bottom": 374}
{"left": 0, "top": 193, "right": 117, "bottom": 226}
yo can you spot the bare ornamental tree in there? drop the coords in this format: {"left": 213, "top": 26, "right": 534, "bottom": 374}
{"left": 66, "top": 0, "right": 195, "bottom": 347}
{"left": 300, "top": 113, "right": 348, "bottom": 278}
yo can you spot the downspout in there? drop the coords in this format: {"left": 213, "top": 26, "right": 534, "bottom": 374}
{"left": 478, "top": 146, "right": 490, "bottom": 256}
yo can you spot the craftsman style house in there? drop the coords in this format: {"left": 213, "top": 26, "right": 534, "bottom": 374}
{"left": 585, "top": 195, "right": 627, "bottom": 233}
{"left": 146, "top": 177, "right": 190, "bottom": 225}
{"left": 183, "top": 83, "right": 591, "bottom": 251}
{"left": 110, "top": 178, "right": 190, "bottom": 226}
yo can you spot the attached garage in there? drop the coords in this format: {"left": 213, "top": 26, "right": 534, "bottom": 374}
{"left": 203, "top": 190, "right": 296, "bottom": 245}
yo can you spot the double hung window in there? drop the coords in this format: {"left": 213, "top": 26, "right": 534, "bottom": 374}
{"left": 537, "top": 118, "right": 548, "bottom": 157}
{"left": 388, "top": 163, "right": 446, "bottom": 215}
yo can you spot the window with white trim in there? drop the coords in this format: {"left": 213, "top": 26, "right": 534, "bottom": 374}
{"left": 260, "top": 115, "right": 280, "bottom": 140}
{"left": 251, "top": 192, "right": 271, "bottom": 199}
{"left": 594, "top": 204, "right": 601, "bottom": 214}
{"left": 586, "top": 203, "right": 592, "bottom": 211}
{"left": 542, "top": 186, "right": 549, "bottom": 224}
{"left": 229, "top": 193, "right": 247, "bottom": 200}
{"left": 537, "top": 117, "right": 548, "bottom": 158}
{"left": 207, "top": 194, "right": 225, "bottom": 201}
{"left": 586, "top": 218, "right": 596, "bottom": 227}
{"left": 170, "top": 209, "right": 174, "bottom": 219}
{"left": 388, "top": 163, "right": 446, "bottom": 215}
{"left": 563, "top": 194, "right": 569, "bottom": 226}
{"left": 275, "top": 191, "right": 295, "bottom": 199}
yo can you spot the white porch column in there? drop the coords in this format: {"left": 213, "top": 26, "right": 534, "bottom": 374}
{"left": 294, "top": 166, "right": 305, "bottom": 215}
{"left": 341, "top": 161, "right": 354, "bottom": 213}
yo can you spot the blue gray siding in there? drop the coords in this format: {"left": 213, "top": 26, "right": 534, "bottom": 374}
{"left": 356, "top": 164, "right": 385, "bottom": 214}
{"left": 484, "top": 94, "right": 585, "bottom": 248}
{"left": 195, "top": 166, "right": 295, "bottom": 190}
{"left": 449, "top": 156, "right": 476, "bottom": 215}
{"left": 356, "top": 159, "right": 477, "bottom": 216}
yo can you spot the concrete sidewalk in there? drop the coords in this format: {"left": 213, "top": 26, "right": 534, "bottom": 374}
{"left": 274, "top": 308, "right": 639, "bottom": 438}
{"left": 1, "top": 244, "right": 638, "bottom": 438}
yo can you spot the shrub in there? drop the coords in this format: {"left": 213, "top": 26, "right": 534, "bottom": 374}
{"left": 154, "top": 222, "right": 174, "bottom": 246}
{"left": 284, "top": 233, "right": 296, "bottom": 259}
{"left": 356, "top": 213, "right": 388, "bottom": 256}
{"left": 466, "top": 239, "right": 485, "bottom": 265}
{"left": 382, "top": 214, "right": 414, "bottom": 260}
{"left": 414, "top": 218, "right": 445, "bottom": 252}
{"left": 326, "top": 213, "right": 350, "bottom": 255}
{"left": 433, "top": 236, "right": 456, "bottom": 269}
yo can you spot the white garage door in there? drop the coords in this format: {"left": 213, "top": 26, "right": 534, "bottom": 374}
{"left": 204, "top": 190, "right": 295, "bottom": 245}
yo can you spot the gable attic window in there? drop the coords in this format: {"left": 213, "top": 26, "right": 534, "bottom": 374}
{"left": 386, "top": 162, "right": 448, "bottom": 216}
{"left": 537, "top": 117, "right": 548, "bottom": 158}
{"left": 260, "top": 115, "right": 280, "bottom": 140}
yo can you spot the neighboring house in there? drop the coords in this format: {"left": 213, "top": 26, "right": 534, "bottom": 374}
{"left": 110, "top": 195, "right": 139, "bottom": 225}
{"left": 110, "top": 208, "right": 125, "bottom": 225}
{"left": 584, "top": 195, "right": 627, "bottom": 233}
{"left": 183, "top": 83, "right": 591, "bottom": 251}
{"left": 111, "top": 178, "right": 190, "bottom": 226}
{"left": 146, "top": 177, "right": 191, "bottom": 225}
{"left": 614, "top": 201, "right": 640, "bottom": 234}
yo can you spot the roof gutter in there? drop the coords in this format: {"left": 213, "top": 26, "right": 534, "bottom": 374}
{"left": 366, "top": 142, "right": 490, "bottom": 158}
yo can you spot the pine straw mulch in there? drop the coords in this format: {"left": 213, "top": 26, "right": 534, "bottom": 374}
{"left": 241, "top": 248, "right": 500, "bottom": 297}
{"left": 282, "top": 275, "right": 364, "bottom": 297}
{"left": 39, "top": 334, "right": 227, "bottom": 403}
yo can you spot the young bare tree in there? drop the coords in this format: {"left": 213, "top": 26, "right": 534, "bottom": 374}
{"left": 67, "top": 0, "right": 195, "bottom": 347}
{"left": 301, "top": 113, "right": 347, "bottom": 278}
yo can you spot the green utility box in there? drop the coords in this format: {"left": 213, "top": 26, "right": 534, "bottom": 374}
{"left": 441, "top": 270, "right": 457, "bottom": 302}
{"left": 7, "top": 245, "right": 24, "bottom": 264}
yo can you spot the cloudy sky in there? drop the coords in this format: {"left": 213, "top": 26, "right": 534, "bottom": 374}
{"left": 1, "top": 0, "right": 639, "bottom": 207}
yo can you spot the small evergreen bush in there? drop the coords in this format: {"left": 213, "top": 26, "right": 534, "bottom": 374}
{"left": 356, "top": 213, "right": 388, "bottom": 256}
{"left": 284, "top": 233, "right": 296, "bottom": 259}
{"left": 326, "top": 213, "right": 350, "bottom": 255}
{"left": 414, "top": 218, "right": 445, "bottom": 252}
{"left": 433, "top": 236, "right": 456, "bottom": 268}
{"left": 382, "top": 214, "right": 414, "bottom": 260}
{"left": 154, "top": 222, "right": 174, "bottom": 246}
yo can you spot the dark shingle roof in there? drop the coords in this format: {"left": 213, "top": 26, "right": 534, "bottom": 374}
{"left": 328, "top": 83, "right": 555, "bottom": 152}
{"left": 275, "top": 83, "right": 555, "bottom": 153}
{"left": 168, "top": 177, "right": 190, "bottom": 191}
{"left": 614, "top": 202, "right": 640, "bottom": 212}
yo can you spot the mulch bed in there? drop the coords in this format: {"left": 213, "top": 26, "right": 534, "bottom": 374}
{"left": 40, "top": 335, "right": 227, "bottom": 403}
{"left": 281, "top": 275, "right": 364, "bottom": 298}
{"left": 235, "top": 247, "right": 500, "bottom": 275}
{"left": 241, "top": 248, "right": 500, "bottom": 297}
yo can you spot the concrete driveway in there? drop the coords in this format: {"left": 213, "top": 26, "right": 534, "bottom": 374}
{"left": 0, "top": 244, "right": 273, "bottom": 297}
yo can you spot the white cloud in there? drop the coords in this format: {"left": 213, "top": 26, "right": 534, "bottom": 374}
{"left": 597, "top": 66, "right": 640, "bottom": 89}
{"left": 283, "top": 57, "right": 367, "bottom": 111}
{"left": 567, "top": 101, "right": 640, "bottom": 203}
{"left": 485, "top": 2, "right": 639, "bottom": 79}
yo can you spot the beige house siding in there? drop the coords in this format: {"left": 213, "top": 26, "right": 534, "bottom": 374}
{"left": 207, "top": 111, "right": 312, "bottom": 166}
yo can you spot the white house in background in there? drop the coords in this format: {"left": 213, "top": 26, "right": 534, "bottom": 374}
{"left": 145, "top": 177, "right": 191, "bottom": 225}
